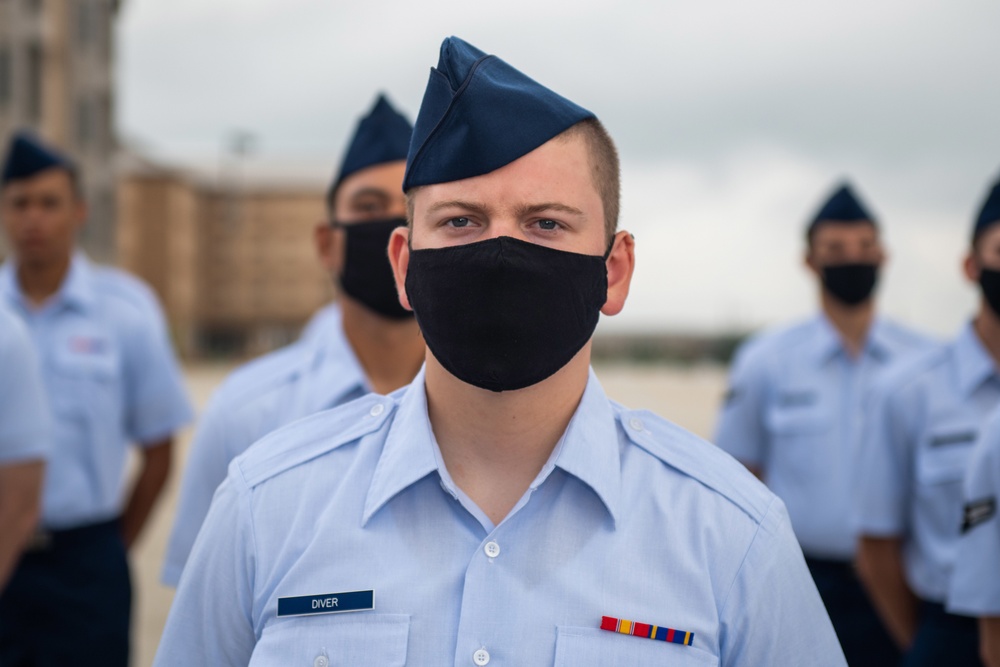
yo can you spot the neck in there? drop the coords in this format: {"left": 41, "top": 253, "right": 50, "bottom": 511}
{"left": 821, "top": 291, "right": 875, "bottom": 358}
{"left": 340, "top": 298, "right": 425, "bottom": 394}
{"left": 973, "top": 305, "right": 1000, "bottom": 367}
{"left": 424, "top": 345, "right": 591, "bottom": 526}
{"left": 16, "top": 253, "right": 72, "bottom": 307}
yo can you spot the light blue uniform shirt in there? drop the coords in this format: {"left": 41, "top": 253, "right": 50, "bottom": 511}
{"left": 0, "top": 254, "right": 193, "bottom": 529}
{"left": 856, "top": 323, "right": 1000, "bottom": 603}
{"left": 715, "top": 316, "right": 931, "bottom": 559}
{"left": 0, "top": 303, "right": 50, "bottom": 464}
{"left": 156, "top": 368, "right": 845, "bottom": 667}
{"left": 298, "top": 301, "right": 341, "bottom": 343}
{"left": 948, "top": 404, "right": 1000, "bottom": 616}
{"left": 162, "top": 305, "right": 368, "bottom": 585}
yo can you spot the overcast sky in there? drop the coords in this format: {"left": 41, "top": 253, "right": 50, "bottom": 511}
{"left": 117, "top": 0, "right": 1000, "bottom": 336}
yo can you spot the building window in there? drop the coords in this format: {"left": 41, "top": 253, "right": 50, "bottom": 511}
{"left": 76, "top": 96, "right": 93, "bottom": 147}
{"left": 76, "top": 1, "right": 94, "bottom": 49}
{"left": 0, "top": 47, "right": 10, "bottom": 109}
{"left": 26, "top": 42, "right": 42, "bottom": 123}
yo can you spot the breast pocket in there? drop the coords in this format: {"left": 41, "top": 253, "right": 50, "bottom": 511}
{"left": 554, "top": 627, "right": 718, "bottom": 667}
{"left": 249, "top": 614, "right": 409, "bottom": 667}
{"left": 916, "top": 425, "right": 979, "bottom": 486}
{"left": 765, "top": 397, "right": 831, "bottom": 436}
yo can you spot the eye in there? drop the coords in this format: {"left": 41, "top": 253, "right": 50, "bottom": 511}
{"left": 446, "top": 217, "right": 471, "bottom": 228}
{"left": 537, "top": 219, "right": 559, "bottom": 231}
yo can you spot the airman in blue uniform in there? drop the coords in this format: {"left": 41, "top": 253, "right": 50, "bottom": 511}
{"left": 0, "top": 131, "right": 192, "bottom": 666}
{"left": 855, "top": 174, "right": 1000, "bottom": 667}
{"left": 949, "top": 402, "right": 1000, "bottom": 667}
{"left": 161, "top": 94, "right": 425, "bottom": 586}
{"left": 0, "top": 302, "right": 50, "bottom": 591}
{"left": 155, "top": 37, "right": 845, "bottom": 666}
{"left": 715, "top": 182, "right": 932, "bottom": 665}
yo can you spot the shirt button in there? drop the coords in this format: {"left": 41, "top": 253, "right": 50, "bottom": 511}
{"left": 629, "top": 416, "right": 644, "bottom": 431}
{"left": 484, "top": 541, "right": 500, "bottom": 558}
{"left": 473, "top": 648, "right": 490, "bottom": 665}
{"left": 314, "top": 656, "right": 329, "bottom": 667}
{"left": 370, "top": 403, "right": 385, "bottom": 417}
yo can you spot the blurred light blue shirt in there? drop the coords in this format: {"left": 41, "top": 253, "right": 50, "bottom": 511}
{"left": 0, "top": 254, "right": 193, "bottom": 529}
{"left": 856, "top": 323, "right": 1000, "bottom": 602}
{"left": 715, "top": 316, "right": 931, "bottom": 559}
{"left": 0, "top": 302, "right": 50, "bottom": 464}
{"left": 155, "top": 368, "right": 845, "bottom": 667}
{"left": 162, "top": 305, "right": 368, "bottom": 585}
{"left": 948, "top": 404, "right": 1000, "bottom": 616}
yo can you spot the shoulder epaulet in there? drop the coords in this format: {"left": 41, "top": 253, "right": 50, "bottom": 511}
{"left": 878, "top": 319, "right": 938, "bottom": 350}
{"left": 873, "top": 341, "right": 948, "bottom": 395}
{"left": 616, "top": 406, "right": 775, "bottom": 523}
{"left": 91, "top": 264, "right": 161, "bottom": 315}
{"left": 235, "top": 393, "right": 397, "bottom": 488}
{"left": 730, "top": 319, "right": 816, "bottom": 369}
{"left": 212, "top": 339, "right": 314, "bottom": 407}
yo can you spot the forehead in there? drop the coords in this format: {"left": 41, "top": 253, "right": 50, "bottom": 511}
{"left": 1, "top": 168, "right": 74, "bottom": 198}
{"left": 410, "top": 133, "right": 598, "bottom": 214}
{"left": 336, "top": 161, "right": 406, "bottom": 202}
{"left": 811, "top": 221, "right": 879, "bottom": 245}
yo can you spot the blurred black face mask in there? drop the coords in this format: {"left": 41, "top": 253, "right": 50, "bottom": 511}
{"left": 404, "top": 236, "right": 609, "bottom": 392}
{"left": 821, "top": 263, "right": 879, "bottom": 306}
{"left": 978, "top": 268, "right": 1000, "bottom": 317}
{"left": 335, "top": 217, "right": 413, "bottom": 320}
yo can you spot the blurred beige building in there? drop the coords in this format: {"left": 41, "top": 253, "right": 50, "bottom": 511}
{"left": 0, "top": 0, "right": 120, "bottom": 261}
{"left": 117, "top": 154, "right": 334, "bottom": 358}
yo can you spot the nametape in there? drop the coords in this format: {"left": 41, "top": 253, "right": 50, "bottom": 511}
{"left": 929, "top": 431, "right": 978, "bottom": 448}
{"left": 277, "top": 590, "right": 374, "bottom": 617}
{"left": 962, "top": 497, "right": 997, "bottom": 533}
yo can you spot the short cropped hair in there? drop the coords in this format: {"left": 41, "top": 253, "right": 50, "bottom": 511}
{"left": 406, "top": 118, "right": 621, "bottom": 246}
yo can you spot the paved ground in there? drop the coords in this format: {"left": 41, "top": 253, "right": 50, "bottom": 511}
{"left": 130, "top": 361, "right": 728, "bottom": 665}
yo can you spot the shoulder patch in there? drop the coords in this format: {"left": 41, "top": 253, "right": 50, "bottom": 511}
{"left": 618, "top": 407, "right": 775, "bottom": 522}
{"left": 236, "top": 393, "right": 397, "bottom": 488}
{"left": 962, "top": 497, "right": 997, "bottom": 533}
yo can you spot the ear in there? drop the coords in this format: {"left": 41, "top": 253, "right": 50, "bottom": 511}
{"left": 74, "top": 199, "right": 89, "bottom": 232}
{"left": 314, "top": 221, "right": 343, "bottom": 273}
{"left": 803, "top": 248, "right": 820, "bottom": 277}
{"left": 387, "top": 226, "right": 413, "bottom": 311}
{"left": 601, "top": 230, "right": 635, "bottom": 317}
{"left": 963, "top": 252, "right": 980, "bottom": 283}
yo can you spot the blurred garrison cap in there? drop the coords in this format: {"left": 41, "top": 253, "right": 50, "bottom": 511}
{"left": 973, "top": 176, "right": 1000, "bottom": 240}
{"left": 808, "top": 182, "right": 878, "bottom": 235}
{"left": 403, "top": 36, "right": 595, "bottom": 190}
{"left": 2, "top": 131, "right": 75, "bottom": 185}
{"left": 331, "top": 93, "right": 413, "bottom": 192}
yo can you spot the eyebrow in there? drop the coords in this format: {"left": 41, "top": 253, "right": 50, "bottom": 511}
{"left": 348, "top": 188, "right": 391, "bottom": 203}
{"left": 424, "top": 199, "right": 584, "bottom": 218}
{"left": 513, "top": 202, "right": 584, "bottom": 218}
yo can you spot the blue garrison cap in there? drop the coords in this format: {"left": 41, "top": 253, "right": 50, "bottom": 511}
{"left": 2, "top": 131, "right": 75, "bottom": 185}
{"left": 808, "top": 182, "right": 877, "bottom": 233}
{"left": 332, "top": 94, "right": 413, "bottom": 191}
{"left": 403, "top": 36, "right": 595, "bottom": 191}
{"left": 973, "top": 177, "right": 1000, "bottom": 240}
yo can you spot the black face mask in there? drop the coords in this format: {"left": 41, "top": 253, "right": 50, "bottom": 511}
{"left": 820, "top": 263, "right": 879, "bottom": 306}
{"left": 979, "top": 268, "right": 1000, "bottom": 317}
{"left": 335, "top": 217, "right": 413, "bottom": 320}
{"left": 404, "top": 236, "right": 609, "bottom": 392}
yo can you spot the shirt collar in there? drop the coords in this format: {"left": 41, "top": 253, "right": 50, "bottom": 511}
{"left": 362, "top": 367, "right": 622, "bottom": 527}
{"left": 812, "top": 313, "right": 892, "bottom": 365}
{"left": 0, "top": 252, "right": 95, "bottom": 313}
{"left": 954, "top": 321, "right": 998, "bottom": 398}
{"left": 304, "top": 304, "right": 370, "bottom": 410}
